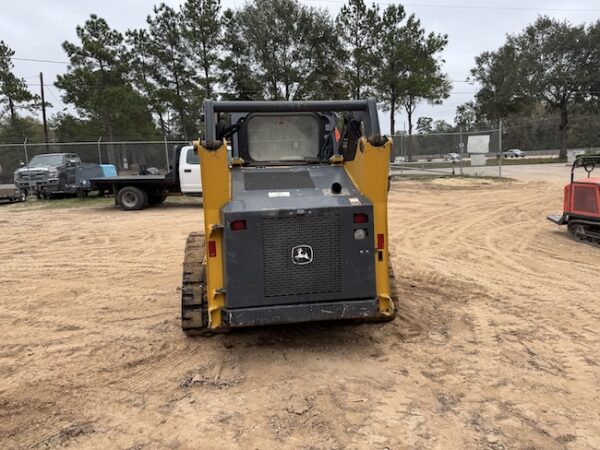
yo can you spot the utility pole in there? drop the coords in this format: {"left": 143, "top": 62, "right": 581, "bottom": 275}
{"left": 459, "top": 126, "right": 464, "bottom": 176}
{"left": 164, "top": 135, "right": 170, "bottom": 170}
{"left": 97, "top": 137, "right": 102, "bottom": 164}
{"left": 39, "top": 72, "right": 49, "bottom": 152}
{"left": 498, "top": 119, "right": 503, "bottom": 178}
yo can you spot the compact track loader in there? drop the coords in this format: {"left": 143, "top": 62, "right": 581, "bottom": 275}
{"left": 547, "top": 154, "right": 600, "bottom": 244}
{"left": 181, "top": 100, "right": 397, "bottom": 335}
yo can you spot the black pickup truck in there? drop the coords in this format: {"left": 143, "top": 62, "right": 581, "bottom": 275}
{"left": 14, "top": 153, "right": 82, "bottom": 198}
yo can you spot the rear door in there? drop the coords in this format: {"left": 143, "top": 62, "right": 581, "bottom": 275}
{"left": 65, "top": 154, "right": 80, "bottom": 186}
{"left": 178, "top": 146, "right": 202, "bottom": 194}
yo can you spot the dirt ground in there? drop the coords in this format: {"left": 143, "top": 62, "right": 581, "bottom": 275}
{"left": 1, "top": 167, "right": 599, "bottom": 449}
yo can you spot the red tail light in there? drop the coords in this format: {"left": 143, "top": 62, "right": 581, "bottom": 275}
{"left": 377, "top": 233, "right": 385, "bottom": 250}
{"left": 354, "top": 213, "right": 368, "bottom": 223}
{"left": 208, "top": 240, "right": 217, "bottom": 257}
{"left": 231, "top": 219, "right": 247, "bottom": 231}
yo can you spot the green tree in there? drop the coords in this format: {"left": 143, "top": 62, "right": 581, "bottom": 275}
{"left": 238, "top": 0, "right": 343, "bottom": 100}
{"left": 145, "top": 4, "right": 200, "bottom": 139}
{"left": 181, "top": 0, "right": 222, "bottom": 99}
{"left": 472, "top": 17, "right": 591, "bottom": 159}
{"left": 55, "top": 15, "right": 158, "bottom": 162}
{"left": 432, "top": 119, "right": 453, "bottom": 133}
{"left": 400, "top": 15, "right": 450, "bottom": 140}
{"left": 0, "top": 117, "right": 46, "bottom": 182}
{"left": 376, "top": 4, "right": 405, "bottom": 136}
{"left": 50, "top": 112, "right": 103, "bottom": 142}
{"left": 454, "top": 101, "right": 477, "bottom": 130}
{"left": 513, "top": 17, "right": 589, "bottom": 159}
{"left": 55, "top": 14, "right": 157, "bottom": 141}
{"left": 219, "top": 9, "right": 262, "bottom": 100}
{"left": 377, "top": 8, "right": 450, "bottom": 143}
{"left": 416, "top": 117, "right": 432, "bottom": 134}
{"left": 582, "top": 20, "right": 600, "bottom": 113}
{"left": 470, "top": 45, "right": 528, "bottom": 123}
{"left": 0, "top": 40, "right": 40, "bottom": 140}
{"left": 336, "top": 0, "right": 380, "bottom": 99}
{"left": 293, "top": 5, "right": 347, "bottom": 100}
{"left": 126, "top": 28, "right": 169, "bottom": 135}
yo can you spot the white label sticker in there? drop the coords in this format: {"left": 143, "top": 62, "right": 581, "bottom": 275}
{"left": 268, "top": 192, "right": 291, "bottom": 197}
{"left": 349, "top": 197, "right": 361, "bottom": 205}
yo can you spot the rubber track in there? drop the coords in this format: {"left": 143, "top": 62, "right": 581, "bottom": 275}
{"left": 568, "top": 221, "right": 600, "bottom": 246}
{"left": 181, "top": 232, "right": 210, "bottom": 336}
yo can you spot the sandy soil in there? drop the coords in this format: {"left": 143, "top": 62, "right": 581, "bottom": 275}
{"left": 1, "top": 170, "right": 599, "bottom": 449}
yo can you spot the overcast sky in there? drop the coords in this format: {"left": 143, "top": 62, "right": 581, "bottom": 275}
{"left": 2, "top": 0, "right": 599, "bottom": 135}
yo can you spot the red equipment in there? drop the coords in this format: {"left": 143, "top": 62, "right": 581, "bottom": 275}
{"left": 547, "top": 155, "right": 600, "bottom": 244}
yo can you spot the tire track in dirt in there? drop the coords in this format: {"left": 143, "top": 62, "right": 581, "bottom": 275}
{"left": 2, "top": 181, "right": 600, "bottom": 449}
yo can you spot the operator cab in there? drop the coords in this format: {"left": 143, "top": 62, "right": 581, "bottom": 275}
{"left": 208, "top": 101, "right": 375, "bottom": 167}
{"left": 217, "top": 111, "right": 339, "bottom": 165}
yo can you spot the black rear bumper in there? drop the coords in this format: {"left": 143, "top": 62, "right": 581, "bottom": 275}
{"left": 547, "top": 213, "right": 567, "bottom": 225}
{"left": 222, "top": 298, "right": 379, "bottom": 328}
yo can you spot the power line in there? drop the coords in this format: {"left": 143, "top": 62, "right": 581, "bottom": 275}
{"left": 13, "top": 57, "right": 69, "bottom": 65}
{"left": 47, "top": 86, "right": 67, "bottom": 110}
{"left": 22, "top": 81, "right": 600, "bottom": 97}
{"left": 24, "top": 80, "right": 483, "bottom": 96}
{"left": 303, "top": 0, "right": 600, "bottom": 13}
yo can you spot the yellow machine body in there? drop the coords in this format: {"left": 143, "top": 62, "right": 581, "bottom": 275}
{"left": 194, "top": 136, "right": 393, "bottom": 331}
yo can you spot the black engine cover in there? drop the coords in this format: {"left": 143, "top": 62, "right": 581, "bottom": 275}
{"left": 221, "top": 166, "right": 376, "bottom": 309}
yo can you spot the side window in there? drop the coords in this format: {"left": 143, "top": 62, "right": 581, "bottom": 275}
{"left": 186, "top": 149, "right": 200, "bottom": 165}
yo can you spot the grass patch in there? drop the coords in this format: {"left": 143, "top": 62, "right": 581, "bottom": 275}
{"left": 402, "top": 157, "right": 563, "bottom": 170}
{"left": 7, "top": 195, "right": 113, "bottom": 211}
{"left": 6, "top": 193, "right": 203, "bottom": 211}
{"left": 496, "top": 157, "right": 564, "bottom": 165}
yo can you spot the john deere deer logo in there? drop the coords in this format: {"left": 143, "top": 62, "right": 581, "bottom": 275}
{"left": 291, "top": 245, "right": 313, "bottom": 265}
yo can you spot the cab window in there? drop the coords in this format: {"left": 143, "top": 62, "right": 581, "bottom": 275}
{"left": 186, "top": 148, "right": 200, "bottom": 164}
{"left": 246, "top": 114, "right": 320, "bottom": 162}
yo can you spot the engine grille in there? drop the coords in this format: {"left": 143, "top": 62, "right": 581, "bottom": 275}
{"left": 573, "top": 185, "right": 599, "bottom": 213}
{"left": 261, "top": 214, "right": 341, "bottom": 298}
{"left": 21, "top": 172, "right": 48, "bottom": 181}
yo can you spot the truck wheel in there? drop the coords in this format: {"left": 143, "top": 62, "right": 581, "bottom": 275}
{"left": 148, "top": 194, "right": 167, "bottom": 205}
{"left": 117, "top": 186, "right": 147, "bottom": 210}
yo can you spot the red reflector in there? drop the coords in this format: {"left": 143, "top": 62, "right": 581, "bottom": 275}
{"left": 354, "top": 213, "right": 368, "bottom": 223}
{"left": 377, "top": 233, "right": 385, "bottom": 250}
{"left": 208, "top": 240, "right": 217, "bottom": 257}
{"left": 231, "top": 220, "right": 247, "bottom": 231}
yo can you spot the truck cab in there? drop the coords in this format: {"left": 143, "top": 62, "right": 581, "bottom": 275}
{"left": 178, "top": 145, "right": 202, "bottom": 194}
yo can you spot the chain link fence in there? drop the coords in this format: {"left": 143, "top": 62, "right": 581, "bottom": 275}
{"left": 2, "top": 115, "right": 600, "bottom": 183}
{"left": 392, "top": 128, "right": 500, "bottom": 160}
{"left": 390, "top": 115, "right": 600, "bottom": 177}
{"left": 0, "top": 140, "right": 190, "bottom": 183}
{"left": 390, "top": 128, "right": 502, "bottom": 177}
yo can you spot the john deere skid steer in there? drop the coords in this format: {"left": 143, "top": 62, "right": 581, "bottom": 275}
{"left": 181, "top": 100, "right": 396, "bottom": 335}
